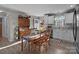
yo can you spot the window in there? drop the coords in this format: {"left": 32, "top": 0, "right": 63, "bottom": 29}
{"left": 54, "top": 15, "right": 65, "bottom": 28}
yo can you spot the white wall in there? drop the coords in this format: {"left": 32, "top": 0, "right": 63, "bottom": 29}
{"left": 2, "top": 16, "right": 8, "bottom": 38}
{"left": 1, "top": 12, "right": 18, "bottom": 42}
{"left": 6, "top": 12, "right": 27, "bottom": 42}
{"left": 0, "top": 11, "right": 27, "bottom": 42}
{"left": 6, "top": 13, "right": 18, "bottom": 42}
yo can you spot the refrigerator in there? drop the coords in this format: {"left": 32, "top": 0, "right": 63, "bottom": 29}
{"left": 65, "top": 7, "right": 79, "bottom": 53}
{"left": 74, "top": 9, "right": 79, "bottom": 53}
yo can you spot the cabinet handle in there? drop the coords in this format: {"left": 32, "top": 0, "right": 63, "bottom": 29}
{"left": 73, "top": 9, "right": 77, "bottom": 42}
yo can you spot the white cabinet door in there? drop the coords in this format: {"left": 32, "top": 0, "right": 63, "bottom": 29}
{"left": 48, "top": 16, "right": 54, "bottom": 24}
{"left": 65, "top": 13, "right": 73, "bottom": 23}
{"left": 53, "top": 29, "right": 62, "bottom": 39}
{"left": 62, "top": 29, "right": 74, "bottom": 42}
{"left": 53, "top": 29, "right": 74, "bottom": 42}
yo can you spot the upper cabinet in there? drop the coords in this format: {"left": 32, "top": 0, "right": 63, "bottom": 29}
{"left": 48, "top": 16, "right": 55, "bottom": 25}
{"left": 18, "top": 16, "right": 31, "bottom": 36}
{"left": 65, "top": 13, "right": 73, "bottom": 23}
{"left": 44, "top": 15, "right": 54, "bottom": 25}
{"left": 18, "top": 16, "right": 30, "bottom": 27}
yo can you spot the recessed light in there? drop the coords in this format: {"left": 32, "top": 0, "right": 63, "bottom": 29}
{"left": 0, "top": 10, "right": 4, "bottom": 12}
{"left": 70, "top": 5, "right": 73, "bottom": 7}
{"left": 70, "top": 5, "right": 75, "bottom": 8}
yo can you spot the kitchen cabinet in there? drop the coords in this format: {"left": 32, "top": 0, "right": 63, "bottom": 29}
{"left": 18, "top": 16, "right": 31, "bottom": 38}
{"left": 44, "top": 15, "right": 54, "bottom": 25}
{"left": 65, "top": 13, "right": 73, "bottom": 23}
{"left": 53, "top": 29, "right": 74, "bottom": 42}
{"left": 48, "top": 16, "right": 54, "bottom": 24}
{"left": 18, "top": 16, "right": 30, "bottom": 27}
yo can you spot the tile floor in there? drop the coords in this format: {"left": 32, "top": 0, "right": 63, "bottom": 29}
{"left": 0, "top": 37, "right": 77, "bottom": 54}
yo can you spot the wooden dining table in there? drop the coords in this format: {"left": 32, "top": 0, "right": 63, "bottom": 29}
{"left": 20, "top": 30, "right": 50, "bottom": 53}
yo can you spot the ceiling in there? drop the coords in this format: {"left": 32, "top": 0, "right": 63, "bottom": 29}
{"left": 0, "top": 4, "right": 76, "bottom": 16}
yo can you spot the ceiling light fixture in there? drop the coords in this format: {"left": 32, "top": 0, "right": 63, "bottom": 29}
{"left": 70, "top": 5, "right": 75, "bottom": 8}
{"left": 0, "top": 10, "right": 4, "bottom": 12}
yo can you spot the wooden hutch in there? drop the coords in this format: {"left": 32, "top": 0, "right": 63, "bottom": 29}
{"left": 18, "top": 15, "right": 31, "bottom": 37}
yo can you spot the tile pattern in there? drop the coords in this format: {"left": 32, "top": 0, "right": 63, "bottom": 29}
{"left": 0, "top": 38, "right": 77, "bottom": 54}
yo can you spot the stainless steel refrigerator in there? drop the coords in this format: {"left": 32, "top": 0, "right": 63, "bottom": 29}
{"left": 64, "top": 7, "right": 79, "bottom": 53}
{"left": 73, "top": 8, "right": 79, "bottom": 53}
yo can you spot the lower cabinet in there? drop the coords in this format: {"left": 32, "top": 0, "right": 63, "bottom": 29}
{"left": 53, "top": 29, "right": 74, "bottom": 42}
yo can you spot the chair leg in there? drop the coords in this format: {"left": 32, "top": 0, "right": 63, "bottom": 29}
{"left": 21, "top": 38, "right": 23, "bottom": 51}
{"left": 29, "top": 42, "right": 31, "bottom": 53}
{"left": 38, "top": 46, "right": 41, "bottom": 53}
{"left": 46, "top": 42, "right": 48, "bottom": 53}
{"left": 25, "top": 41, "right": 28, "bottom": 52}
{"left": 28, "top": 42, "right": 30, "bottom": 53}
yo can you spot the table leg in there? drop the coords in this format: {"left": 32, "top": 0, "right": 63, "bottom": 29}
{"left": 21, "top": 38, "right": 23, "bottom": 51}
